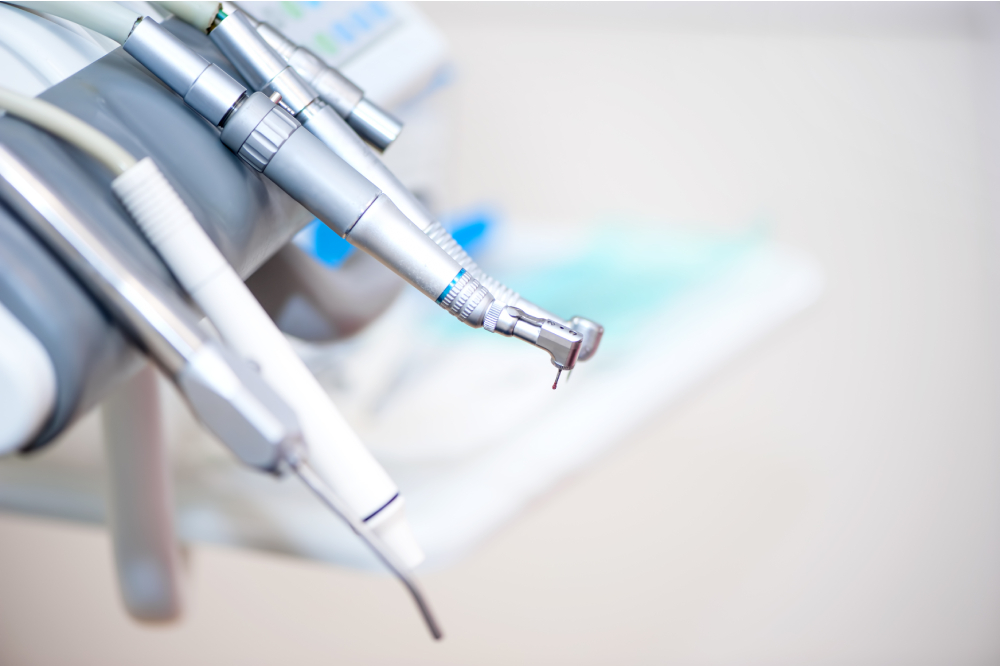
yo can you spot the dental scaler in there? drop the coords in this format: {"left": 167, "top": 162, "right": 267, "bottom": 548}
{"left": 0, "top": 134, "right": 441, "bottom": 640}
{"left": 156, "top": 2, "right": 599, "bottom": 386}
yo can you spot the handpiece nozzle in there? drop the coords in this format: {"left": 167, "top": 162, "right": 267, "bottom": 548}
{"left": 567, "top": 315, "right": 604, "bottom": 362}
{"left": 484, "top": 304, "right": 583, "bottom": 384}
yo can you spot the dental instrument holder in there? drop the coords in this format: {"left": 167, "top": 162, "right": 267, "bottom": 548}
{"left": 124, "top": 14, "right": 583, "bottom": 380}
{"left": 0, "top": 144, "right": 297, "bottom": 475}
{"left": 0, "top": 36, "right": 314, "bottom": 450}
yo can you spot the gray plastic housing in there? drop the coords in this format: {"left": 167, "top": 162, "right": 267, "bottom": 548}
{"left": 0, "top": 18, "right": 312, "bottom": 451}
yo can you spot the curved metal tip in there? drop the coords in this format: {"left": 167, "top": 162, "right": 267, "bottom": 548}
{"left": 291, "top": 461, "right": 444, "bottom": 640}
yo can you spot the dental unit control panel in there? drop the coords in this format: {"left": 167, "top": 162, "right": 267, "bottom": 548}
{"left": 0, "top": 1, "right": 604, "bottom": 639}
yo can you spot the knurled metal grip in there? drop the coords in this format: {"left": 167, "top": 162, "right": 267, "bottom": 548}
{"left": 425, "top": 221, "right": 522, "bottom": 306}
{"left": 483, "top": 301, "right": 504, "bottom": 333}
{"left": 436, "top": 269, "right": 491, "bottom": 324}
{"left": 238, "top": 106, "right": 298, "bottom": 172}
{"left": 423, "top": 222, "right": 603, "bottom": 361}
{"left": 221, "top": 93, "right": 300, "bottom": 172}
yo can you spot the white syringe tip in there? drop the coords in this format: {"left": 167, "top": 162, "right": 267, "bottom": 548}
{"left": 370, "top": 502, "right": 425, "bottom": 569}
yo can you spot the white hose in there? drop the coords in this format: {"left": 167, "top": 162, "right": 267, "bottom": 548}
{"left": 0, "top": 86, "right": 136, "bottom": 174}
{"left": 112, "top": 158, "right": 425, "bottom": 568}
{"left": 5, "top": 1, "right": 141, "bottom": 44}
{"left": 153, "top": 1, "right": 220, "bottom": 33}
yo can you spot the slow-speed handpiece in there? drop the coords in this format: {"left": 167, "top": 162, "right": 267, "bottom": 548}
{"left": 173, "top": 6, "right": 595, "bottom": 381}
{"left": 115, "top": 14, "right": 498, "bottom": 328}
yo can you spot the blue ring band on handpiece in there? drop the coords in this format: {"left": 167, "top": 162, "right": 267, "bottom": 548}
{"left": 435, "top": 268, "right": 466, "bottom": 304}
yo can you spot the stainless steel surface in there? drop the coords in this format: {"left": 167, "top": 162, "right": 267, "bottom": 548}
{"left": 568, "top": 316, "right": 604, "bottom": 362}
{"left": 425, "top": 219, "right": 605, "bottom": 361}
{"left": 236, "top": 104, "right": 298, "bottom": 173}
{"left": 289, "top": 47, "right": 363, "bottom": 119}
{"left": 0, "top": 145, "right": 301, "bottom": 475}
{"left": 210, "top": 11, "right": 319, "bottom": 117}
{"left": 486, "top": 304, "right": 583, "bottom": 370}
{"left": 236, "top": 2, "right": 400, "bottom": 151}
{"left": 346, "top": 194, "right": 492, "bottom": 325}
{"left": 249, "top": 19, "right": 364, "bottom": 118}
{"left": 208, "top": 10, "right": 286, "bottom": 93}
{"left": 292, "top": 460, "right": 443, "bottom": 641}
{"left": 260, "top": 67, "right": 320, "bottom": 119}
{"left": 183, "top": 63, "right": 246, "bottom": 127}
{"left": 346, "top": 98, "right": 403, "bottom": 153}
{"left": 299, "top": 102, "right": 402, "bottom": 206}
{"left": 219, "top": 89, "right": 275, "bottom": 153}
{"left": 261, "top": 124, "right": 379, "bottom": 235}
{"left": 0, "top": 145, "right": 199, "bottom": 374}
{"left": 124, "top": 17, "right": 209, "bottom": 99}
{"left": 177, "top": 342, "right": 300, "bottom": 474}
{"left": 123, "top": 18, "right": 245, "bottom": 127}
{"left": 434, "top": 268, "right": 492, "bottom": 327}
{"left": 223, "top": 94, "right": 381, "bottom": 235}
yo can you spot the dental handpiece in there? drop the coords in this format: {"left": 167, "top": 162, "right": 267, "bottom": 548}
{"left": 116, "top": 15, "right": 501, "bottom": 327}
{"left": 231, "top": 4, "right": 605, "bottom": 364}
{"left": 1, "top": 0, "right": 497, "bottom": 333}
{"left": 0, "top": 143, "right": 442, "bottom": 639}
{"left": 186, "top": 7, "right": 594, "bottom": 382}
{"left": 154, "top": 0, "right": 403, "bottom": 152}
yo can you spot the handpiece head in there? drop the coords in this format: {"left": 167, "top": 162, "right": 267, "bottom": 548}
{"left": 568, "top": 316, "right": 604, "bottom": 362}
{"left": 485, "top": 305, "right": 583, "bottom": 374}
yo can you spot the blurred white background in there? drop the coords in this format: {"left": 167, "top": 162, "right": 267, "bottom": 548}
{"left": 1, "top": 2, "right": 1000, "bottom": 662}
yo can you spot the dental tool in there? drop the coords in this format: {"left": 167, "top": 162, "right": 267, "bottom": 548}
{"left": 156, "top": 0, "right": 403, "bottom": 152}
{"left": 163, "top": 4, "right": 595, "bottom": 381}
{"left": 7, "top": 1, "right": 586, "bottom": 384}
{"left": 0, "top": 143, "right": 442, "bottom": 639}
{"left": 0, "top": 142, "right": 298, "bottom": 477}
{"left": 0, "top": 82, "right": 424, "bottom": 565}
{"left": 3, "top": 3, "right": 500, "bottom": 325}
